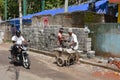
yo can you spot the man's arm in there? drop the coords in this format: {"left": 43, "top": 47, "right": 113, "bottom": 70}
{"left": 21, "top": 36, "right": 29, "bottom": 45}
{"left": 68, "top": 34, "right": 78, "bottom": 48}
{"left": 68, "top": 41, "right": 76, "bottom": 47}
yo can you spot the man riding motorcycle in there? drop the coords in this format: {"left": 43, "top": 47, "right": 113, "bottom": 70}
{"left": 10, "top": 30, "right": 27, "bottom": 61}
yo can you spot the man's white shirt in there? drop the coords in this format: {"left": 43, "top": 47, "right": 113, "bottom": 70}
{"left": 69, "top": 33, "right": 79, "bottom": 50}
{"left": 12, "top": 36, "right": 25, "bottom": 45}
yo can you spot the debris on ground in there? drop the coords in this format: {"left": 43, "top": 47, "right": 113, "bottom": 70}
{"left": 108, "top": 57, "right": 120, "bottom": 69}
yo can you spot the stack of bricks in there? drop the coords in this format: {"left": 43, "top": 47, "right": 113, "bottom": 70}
{"left": 84, "top": 38, "right": 92, "bottom": 51}
{"left": 85, "top": 38, "right": 95, "bottom": 58}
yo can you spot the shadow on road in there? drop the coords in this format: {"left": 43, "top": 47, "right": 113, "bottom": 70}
{"left": 7, "top": 65, "right": 20, "bottom": 80}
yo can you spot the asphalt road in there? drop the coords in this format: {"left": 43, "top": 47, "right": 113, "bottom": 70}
{"left": 0, "top": 43, "right": 120, "bottom": 80}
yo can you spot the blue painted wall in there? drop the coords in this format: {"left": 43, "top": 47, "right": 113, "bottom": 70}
{"left": 89, "top": 23, "right": 120, "bottom": 55}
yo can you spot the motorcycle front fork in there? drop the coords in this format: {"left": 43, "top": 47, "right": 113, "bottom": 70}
{"left": 22, "top": 53, "right": 26, "bottom": 62}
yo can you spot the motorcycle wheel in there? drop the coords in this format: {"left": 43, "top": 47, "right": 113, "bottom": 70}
{"left": 23, "top": 56, "right": 30, "bottom": 69}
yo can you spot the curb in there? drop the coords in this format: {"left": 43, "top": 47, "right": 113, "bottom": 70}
{"left": 29, "top": 48, "right": 120, "bottom": 72}
{"left": 29, "top": 48, "right": 55, "bottom": 57}
{"left": 80, "top": 59, "right": 120, "bottom": 72}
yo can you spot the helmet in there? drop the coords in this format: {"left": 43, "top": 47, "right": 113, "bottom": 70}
{"left": 16, "top": 30, "right": 21, "bottom": 37}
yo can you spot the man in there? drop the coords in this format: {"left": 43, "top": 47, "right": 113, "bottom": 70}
{"left": 57, "top": 28, "right": 64, "bottom": 47}
{"left": 67, "top": 28, "right": 79, "bottom": 50}
{"left": 10, "top": 30, "right": 26, "bottom": 61}
{"left": 12, "top": 30, "right": 25, "bottom": 45}
{"left": 67, "top": 28, "right": 80, "bottom": 63}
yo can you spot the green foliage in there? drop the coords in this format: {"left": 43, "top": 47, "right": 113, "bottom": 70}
{"left": 45, "top": 0, "right": 77, "bottom": 10}
{"left": 45, "top": 0, "right": 63, "bottom": 10}
{"left": 27, "top": 0, "right": 41, "bottom": 14}
{"left": 0, "top": 0, "right": 4, "bottom": 16}
{"left": 7, "top": 0, "right": 19, "bottom": 19}
{"left": 69, "top": 0, "right": 76, "bottom": 5}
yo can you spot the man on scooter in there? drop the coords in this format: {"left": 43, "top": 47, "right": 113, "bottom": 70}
{"left": 10, "top": 30, "right": 27, "bottom": 61}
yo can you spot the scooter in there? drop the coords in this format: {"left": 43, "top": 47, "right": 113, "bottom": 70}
{"left": 9, "top": 44, "right": 30, "bottom": 69}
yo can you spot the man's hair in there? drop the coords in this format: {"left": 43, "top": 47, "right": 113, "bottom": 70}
{"left": 59, "top": 28, "right": 64, "bottom": 32}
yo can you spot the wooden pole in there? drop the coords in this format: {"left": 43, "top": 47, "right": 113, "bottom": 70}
{"left": 19, "top": 0, "right": 22, "bottom": 32}
{"left": 64, "top": 0, "right": 68, "bottom": 12}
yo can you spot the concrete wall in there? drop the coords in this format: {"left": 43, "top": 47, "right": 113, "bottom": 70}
{"left": 88, "top": 23, "right": 120, "bottom": 56}
{"left": 31, "top": 11, "right": 117, "bottom": 29}
{"left": 0, "top": 22, "right": 11, "bottom": 42}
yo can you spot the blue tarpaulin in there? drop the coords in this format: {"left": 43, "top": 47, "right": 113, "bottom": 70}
{"left": 8, "top": 0, "right": 108, "bottom": 28}
{"left": 33, "top": 3, "right": 89, "bottom": 16}
{"left": 33, "top": 8, "right": 64, "bottom": 16}
{"left": 33, "top": 0, "right": 108, "bottom": 16}
{"left": 22, "top": 14, "right": 33, "bottom": 19}
{"left": 96, "top": 0, "right": 108, "bottom": 14}
{"left": 68, "top": 4, "right": 89, "bottom": 12}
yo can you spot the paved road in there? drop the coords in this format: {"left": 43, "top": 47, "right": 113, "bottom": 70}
{"left": 0, "top": 43, "right": 120, "bottom": 80}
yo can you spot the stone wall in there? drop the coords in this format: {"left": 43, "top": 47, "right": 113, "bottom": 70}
{"left": 23, "top": 25, "right": 91, "bottom": 52}
{"left": 0, "top": 22, "right": 11, "bottom": 42}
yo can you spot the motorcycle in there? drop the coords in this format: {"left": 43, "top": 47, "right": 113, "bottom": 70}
{"left": 9, "top": 43, "right": 30, "bottom": 69}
